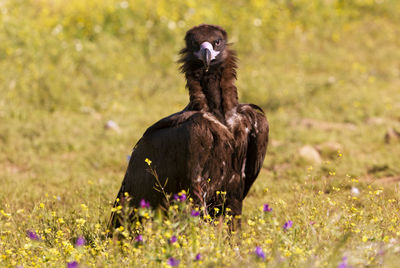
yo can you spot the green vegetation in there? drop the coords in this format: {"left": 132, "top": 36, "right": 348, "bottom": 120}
{"left": 1, "top": 0, "right": 400, "bottom": 266}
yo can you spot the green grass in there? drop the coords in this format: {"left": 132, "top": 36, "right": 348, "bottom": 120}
{"left": 1, "top": 0, "right": 400, "bottom": 267}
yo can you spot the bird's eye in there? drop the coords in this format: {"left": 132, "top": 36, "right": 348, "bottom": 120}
{"left": 191, "top": 40, "right": 198, "bottom": 48}
{"left": 214, "top": 39, "right": 222, "bottom": 46}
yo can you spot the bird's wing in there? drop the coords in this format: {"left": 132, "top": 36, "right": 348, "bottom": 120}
{"left": 239, "top": 104, "right": 269, "bottom": 198}
{"left": 118, "top": 110, "right": 234, "bottom": 203}
{"left": 143, "top": 110, "right": 197, "bottom": 136}
{"left": 108, "top": 111, "right": 200, "bottom": 230}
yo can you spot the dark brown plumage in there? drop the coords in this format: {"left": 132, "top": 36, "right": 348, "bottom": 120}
{"left": 109, "top": 24, "right": 269, "bottom": 229}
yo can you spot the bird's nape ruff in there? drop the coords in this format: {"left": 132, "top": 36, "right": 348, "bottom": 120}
{"left": 109, "top": 24, "right": 269, "bottom": 232}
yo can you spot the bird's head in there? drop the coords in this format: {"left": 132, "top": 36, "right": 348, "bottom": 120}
{"left": 180, "top": 24, "right": 229, "bottom": 73}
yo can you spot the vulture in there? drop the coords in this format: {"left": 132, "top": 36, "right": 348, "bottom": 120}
{"left": 109, "top": 24, "right": 269, "bottom": 229}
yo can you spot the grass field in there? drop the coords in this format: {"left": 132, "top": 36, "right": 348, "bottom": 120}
{"left": 1, "top": 0, "right": 400, "bottom": 267}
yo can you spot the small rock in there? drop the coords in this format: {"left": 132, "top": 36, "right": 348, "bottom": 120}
{"left": 351, "top": 187, "right": 360, "bottom": 196}
{"left": 366, "top": 117, "right": 385, "bottom": 125}
{"left": 315, "top": 142, "right": 343, "bottom": 159}
{"left": 272, "top": 163, "right": 291, "bottom": 172}
{"left": 326, "top": 76, "right": 336, "bottom": 85}
{"left": 384, "top": 127, "right": 400, "bottom": 143}
{"left": 299, "top": 145, "right": 322, "bottom": 164}
{"left": 270, "top": 140, "right": 283, "bottom": 147}
{"left": 297, "top": 118, "right": 357, "bottom": 131}
{"left": 104, "top": 120, "right": 121, "bottom": 133}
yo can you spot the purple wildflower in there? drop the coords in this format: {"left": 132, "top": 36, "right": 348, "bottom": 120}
{"left": 75, "top": 236, "right": 85, "bottom": 247}
{"left": 140, "top": 199, "right": 150, "bottom": 208}
{"left": 191, "top": 210, "right": 200, "bottom": 217}
{"left": 283, "top": 220, "right": 293, "bottom": 230}
{"left": 255, "top": 246, "right": 266, "bottom": 260}
{"left": 337, "top": 257, "right": 352, "bottom": 268}
{"left": 27, "top": 230, "right": 39, "bottom": 241}
{"left": 167, "top": 257, "right": 180, "bottom": 266}
{"left": 263, "top": 204, "right": 272, "bottom": 212}
{"left": 135, "top": 234, "right": 143, "bottom": 242}
{"left": 195, "top": 253, "right": 201, "bottom": 261}
{"left": 67, "top": 261, "right": 78, "bottom": 268}
{"left": 169, "top": 235, "right": 177, "bottom": 244}
{"left": 173, "top": 194, "right": 186, "bottom": 202}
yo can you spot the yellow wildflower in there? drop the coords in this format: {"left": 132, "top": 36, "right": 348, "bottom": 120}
{"left": 145, "top": 158, "right": 152, "bottom": 166}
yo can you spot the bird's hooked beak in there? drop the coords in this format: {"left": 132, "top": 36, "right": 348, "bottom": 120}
{"left": 194, "top": 42, "right": 220, "bottom": 72}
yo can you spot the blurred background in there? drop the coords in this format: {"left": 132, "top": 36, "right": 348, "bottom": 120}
{"left": 1, "top": 1, "right": 400, "bottom": 266}
{"left": 1, "top": 0, "right": 399, "bottom": 209}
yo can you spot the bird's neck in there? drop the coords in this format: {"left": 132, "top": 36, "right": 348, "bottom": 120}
{"left": 186, "top": 50, "right": 239, "bottom": 122}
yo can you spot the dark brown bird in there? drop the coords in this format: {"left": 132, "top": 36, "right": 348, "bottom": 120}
{"left": 109, "top": 24, "right": 269, "bottom": 229}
